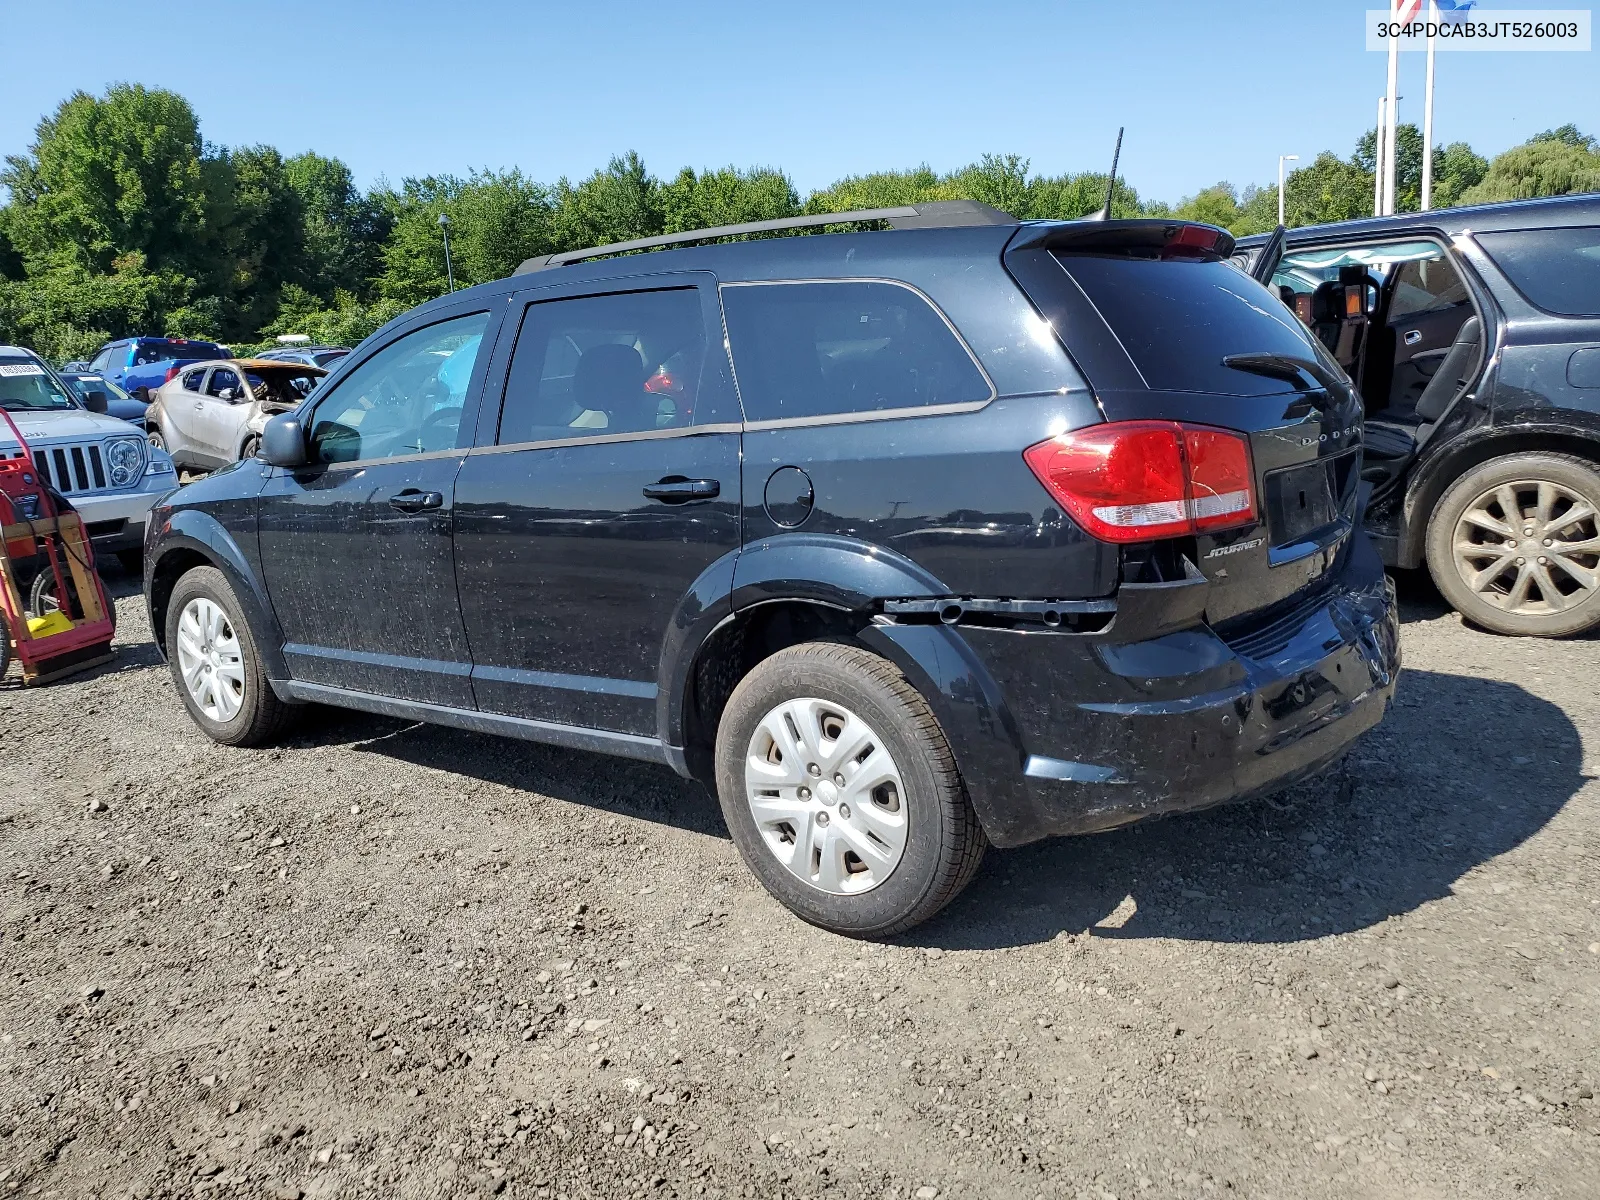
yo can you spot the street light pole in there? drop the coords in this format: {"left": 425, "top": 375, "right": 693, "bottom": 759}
{"left": 1374, "top": 97, "right": 1387, "bottom": 217}
{"left": 437, "top": 212, "right": 455, "bottom": 293}
{"left": 1277, "top": 155, "right": 1299, "bottom": 226}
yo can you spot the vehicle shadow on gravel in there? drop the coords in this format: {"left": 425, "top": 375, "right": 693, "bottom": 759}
{"left": 912, "top": 666, "right": 1584, "bottom": 951}
{"left": 285, "top": 709, "right": 730, "bottom": 837}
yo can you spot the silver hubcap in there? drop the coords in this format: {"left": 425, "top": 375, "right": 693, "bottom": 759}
{"left": 175, "top": 597, "right": 245, "bottom": 722}
{"left": 1452, "top": 478, "right": 1600, "bottom": 617}
{"left": 744, "top": 698, "right": 908, "bottom": 895}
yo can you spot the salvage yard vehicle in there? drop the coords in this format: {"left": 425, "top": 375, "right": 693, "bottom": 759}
{"left": 143, "top": 203, "right": 1400, "bottom": 936}
{"left": 73, "top": 336, "right": 233, "bottom": 402}
{"left": 1, "top": 345, "right": 177, "bottom": 572}
{"left": 58, "top": 371, "right": 152, "bottom": 431}
{"left": 1236, "top": 194, "right": 1600, "bottom": 637}
{"left": 146, "top": 358, "right": 326, "bottom": 471}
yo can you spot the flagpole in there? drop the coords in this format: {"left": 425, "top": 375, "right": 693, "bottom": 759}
{"left": 1384, "top": 7, "right": 1401, "bottom": 214}
{"left": 1374, "top": 96, "right": 1387, "bottom": 217}
{"left": 1421, "top": 0, "right": 1437, "bottom": 210}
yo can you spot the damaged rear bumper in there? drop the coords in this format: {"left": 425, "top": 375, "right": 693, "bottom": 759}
{"left": 953, "top": 531, "right": 1400, "bottom": 845}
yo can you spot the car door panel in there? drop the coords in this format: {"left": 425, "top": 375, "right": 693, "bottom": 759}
{"left": 255, "top": 306, "right": 499, "bottom": 706}
{"left": 452, "top": 275, "right": 742, "bottom": 737}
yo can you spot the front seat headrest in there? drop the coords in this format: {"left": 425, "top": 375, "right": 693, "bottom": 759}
{"left": 572, "top": 344, "right": 648, "bottom": 428}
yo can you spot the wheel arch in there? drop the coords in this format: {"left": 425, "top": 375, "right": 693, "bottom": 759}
{"left": 1402, "top": 423, "right": 1600, "bottom": 569}
{"left": 147, "top": 511, "right": 286, "bottom": 677}
{"left": 662, "top": 533, "right": 1032, "bottom": 844}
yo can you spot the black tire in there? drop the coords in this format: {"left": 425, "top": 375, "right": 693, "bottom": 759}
{"left": 714, "top": 641, "right": 987, "bottom": 938}
{"left": 240, "top": 435, "right": 260, "bottom": 462}
{"left": 0, "top": 610, "right": 11, "bottom": 680}
{"left": 27, "top": 566, "right": 115, "bottom": 636}
{"left": 1427, "top": 451, "right": 1600, "bottom": 638}
{"left": 146, "top": 425, "right": 166, "bottom": 452}
{"left": 164, "top": 565, "right": 297, "bottom": 746}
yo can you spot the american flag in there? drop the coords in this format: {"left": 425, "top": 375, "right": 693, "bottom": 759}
{"left": 1393, "top": 0, "right": 1424, "bottom": 21}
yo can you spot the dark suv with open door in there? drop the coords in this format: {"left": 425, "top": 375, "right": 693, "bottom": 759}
{"left": 143, "top": 202, "right": 1399, "bottom": 936}
{"left": 1237, "top": 195, "right": 1600, "bottom": 637}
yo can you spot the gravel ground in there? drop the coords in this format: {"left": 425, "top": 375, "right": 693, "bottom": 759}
{"left": 1, "top": 565, "right": 1597, "bottom": 1200}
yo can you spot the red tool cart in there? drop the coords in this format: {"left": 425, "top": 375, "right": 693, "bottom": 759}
{"left": 0, "top": 408, "right": 116, "bottom": 685}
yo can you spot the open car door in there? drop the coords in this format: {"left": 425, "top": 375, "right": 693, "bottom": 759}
{"left": 1249, "top": 224, "right": 1287, "bottom": 285}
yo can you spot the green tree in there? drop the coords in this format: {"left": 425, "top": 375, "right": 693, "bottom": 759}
{"left": 1429, "top": 141, "right": 1489, "bottom": 209}
{"left": 1, "top": 85, "right": 209, "bottom": 276}
{"left": 1532, "top": 124, "right": 1597, "bottom": 152}
{"left": 1459, "top": 136, "right": 1600, "bottom": 204}
{"left": 1356, "top": 123, "right": 1425, "bottom": 212}
{"left": 1174, "top": 182, "right": 1243, "bottom": 230}
{"left": 0, "top": 252, "right": 190, "bottom": 361}
{"left": 284, "top": 152, "right": 390, "bottom": 300}
{"left": 378, "top": 170, "right": 554, "bottom": 307}
{"left": 1282, "top": 151, "right": 1375, "bottom": 226}
{"left": 659, "top": 166, "right": 800, "bottom": 234}
{"left": 804, "top": 166, "right": 948, "bottom": 215}
{"left": 216, "top": 145, "right": 307, "bottom": 335}
{"left": 552, "top": 152, "right": 661, "bottom": 250}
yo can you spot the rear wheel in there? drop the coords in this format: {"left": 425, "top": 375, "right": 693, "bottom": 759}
{"left": 165, "top": 566, "right": 296, "bottom": 745}
{"left": 1427, "top": 451, "right": 1600, "bottom": 637}
{"left": 714, "top": 642, "right": 986, "bottom": 937}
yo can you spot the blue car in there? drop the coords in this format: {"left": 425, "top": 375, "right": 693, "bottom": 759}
{"left": 77, "top": 336, "right": 232, "bottom": 401}
{"left": 58, "top": 371, "right": 152, "bottom": 430}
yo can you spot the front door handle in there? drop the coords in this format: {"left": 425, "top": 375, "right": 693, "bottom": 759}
{"left": 642, "top": 477, "right": 720, "bottom": 503}
{"left": 1403, "top": 329, "right": 1422, "bottom": 346}
{"left": 389, "top": 489, "right": 444, "bottom": 512}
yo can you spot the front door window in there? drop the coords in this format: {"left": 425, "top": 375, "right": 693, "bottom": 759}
{"left": 307, "top": 313, "right": 489, "bottom": 464}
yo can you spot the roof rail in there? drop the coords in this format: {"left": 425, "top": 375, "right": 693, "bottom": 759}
{"left": 513, "top": 200, "right": 1016, "bottom": 275}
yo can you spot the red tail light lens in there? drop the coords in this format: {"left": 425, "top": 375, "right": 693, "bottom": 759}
{"left": 164, "top": 365, "right": 180, "bottom": 383}
{"left": 1023, "top": 421, "right": 1257, "bottom": 544}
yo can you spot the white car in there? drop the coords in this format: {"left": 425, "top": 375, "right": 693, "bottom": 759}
{"left": 0, "top": 345, "right": 177, "bottom": 571}
{"left": 147, "top": 358, "right": 326, "bottom": 471}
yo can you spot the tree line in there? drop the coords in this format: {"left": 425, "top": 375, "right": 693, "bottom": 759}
{"left": 2, "top": 85, "right": 1597, "bottom": 362}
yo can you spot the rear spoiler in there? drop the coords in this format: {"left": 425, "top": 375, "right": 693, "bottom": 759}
{"left": 1007, "top": 219, "right": 1235, "bottom": 261}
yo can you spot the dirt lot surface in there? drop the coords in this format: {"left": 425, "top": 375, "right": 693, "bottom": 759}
{"left": 2, "top": 567, "right": 1597, "bottom": 1200}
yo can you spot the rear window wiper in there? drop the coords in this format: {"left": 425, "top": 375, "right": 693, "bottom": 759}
{"left": 1221, "top": 353, "right": 1346, "bottom": 395}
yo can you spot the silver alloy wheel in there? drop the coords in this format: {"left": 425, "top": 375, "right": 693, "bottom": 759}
{"left": 1452, "top": 478, "right": 1600, "bottom": 616}
{"left": 175, "top": 597, "right": 246, "bottom": 723}
{"left": 743, "top": 697, "right": 909, "bottom": 895}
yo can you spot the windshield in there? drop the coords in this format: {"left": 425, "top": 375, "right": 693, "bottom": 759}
{"left": 65, "top": 374, "right": 134, "bottom": 403}
{"left": 0, "top": 358, "right": 77, "bottom": 412}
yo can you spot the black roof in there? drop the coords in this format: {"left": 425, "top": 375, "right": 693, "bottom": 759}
{"left": 1234, "top": 191, "right": 1600, "bottom": 248}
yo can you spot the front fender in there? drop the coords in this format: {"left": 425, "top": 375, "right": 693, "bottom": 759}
{"left": 145, "top": 507, "right": 286, "bottom": 678}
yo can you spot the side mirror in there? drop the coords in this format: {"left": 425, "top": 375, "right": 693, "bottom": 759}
{"left": 260, "top": 414, "right": 309, "bottom": 468}
{"left": 219, "top": 386, "right": 239, "bottom": 402}
{"left": 83, "top": 389, "right": 109, "bottom": 414}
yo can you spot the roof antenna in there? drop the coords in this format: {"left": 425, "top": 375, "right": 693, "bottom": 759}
{"left": 1089, "top": 127, "right": 1124, "bottom": 221}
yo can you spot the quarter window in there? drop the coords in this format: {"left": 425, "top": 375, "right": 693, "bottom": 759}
{"left": 1476, "top": 226, "right": 1600, "bottom": 318}
{"left": 181, "top": 369, "right": 205, "bottom": 392}
{"left": 720, "top": 281, "right": 991, "bottom": 423}
{"left": 497, "top": 289, "right": 707, "bottom": 445}
{"left": 307, "top": 311, "right": 489, "bottom": 464}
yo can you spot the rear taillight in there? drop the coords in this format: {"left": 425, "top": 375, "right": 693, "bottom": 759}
{"left": 164, "top": 365, "right": 180, "bottom": 383}
{"left": 1024, "top": 421, "right": 1257, "bottom": 544}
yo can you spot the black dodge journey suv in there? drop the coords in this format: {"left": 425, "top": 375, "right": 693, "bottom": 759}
{"left": 144, "top": 200, "right": 1401, "bottom": 936}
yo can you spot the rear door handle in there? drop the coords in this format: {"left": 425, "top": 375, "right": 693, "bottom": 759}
{"left": 642, "top": 478, "right": 720, "bottom": 503}
{"left": 389, "top": 489, "right": 444, "bottom": 512}
{"left": 1403, "top": 329, "right": 1422, "bottom": 345}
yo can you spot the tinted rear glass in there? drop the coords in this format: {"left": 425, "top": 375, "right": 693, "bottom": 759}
{"left": 1475, "top": 225, "right": 1600, "bottom": 317}
{"left": 134, "top": 339, "right": 224, "bottom": 365}
{"left": 1054, "top": 255, "right": 1323, "bottom": 396}
{"left": 722, "top": 281, "right": 991, "bottom": 422}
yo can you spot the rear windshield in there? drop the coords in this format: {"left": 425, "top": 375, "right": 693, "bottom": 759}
{"left": 1054, "top": 255, "right": 1323, "bottom": 396}
{"left": 1475, "top": 225, "right": 1600, "bottom": 317}
{"left": 134, "top": 339, "right": 225, "bottom": 365}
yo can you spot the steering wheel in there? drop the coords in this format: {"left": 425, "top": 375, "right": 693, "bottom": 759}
{"left": 418, "top": 406, "right": 462, "bottom": 451}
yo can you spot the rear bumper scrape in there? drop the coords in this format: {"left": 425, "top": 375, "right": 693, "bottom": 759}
{"left": 957, "top": 531, "right": 1399, "bottom": 845}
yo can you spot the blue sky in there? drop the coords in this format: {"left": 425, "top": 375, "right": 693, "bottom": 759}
{"left": 3, "top": 0, "right": 1595, "bottom": 204}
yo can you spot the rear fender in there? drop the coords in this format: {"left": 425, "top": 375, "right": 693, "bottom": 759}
{"left": 708, "top": 533, "right": 1032, "bottom": 844}
{"left": 146, "top": 508, "right": 286, "bottom": 677}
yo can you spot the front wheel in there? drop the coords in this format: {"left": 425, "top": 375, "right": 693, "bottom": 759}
{"left": 1427, "top": 451, "right": 1600, "bottom": 637}
{"left": 146, "top": 425, "right": 166, "bottom": 452}
{"left": 165, "top": 566, "right": 297, "bottom": 745}
{"left": 714, "top": 642, "right": 987, "bottom": 938}
{"left": 240, "top": 435, "right": 260, "bottom": 462}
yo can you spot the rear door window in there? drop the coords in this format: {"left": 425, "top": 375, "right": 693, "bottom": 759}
{"left": 496, "top": 288, "right": 708, "bottom": 445}
{"left": 1056, "top": 255, "right": 1322, "bottom": 396}
{"left": 1475, "top": 226, "right": 1600, "bottom": 317}
{"left": 721, "top": 281, "right": 992, "bottom": 423}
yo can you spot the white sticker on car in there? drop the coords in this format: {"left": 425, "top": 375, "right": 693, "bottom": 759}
{"left": 0, "top": 363, "right": 46, "bottom": 377}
